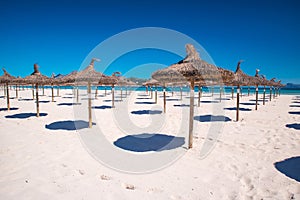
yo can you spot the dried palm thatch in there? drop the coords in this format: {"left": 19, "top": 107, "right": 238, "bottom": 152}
{"left": 0, "top": 68, "right": 16, "bottom": 111}
{"left": 76, "top": 58, "right": 106, "bottom": 84}
{"left": 152, "top": 44, "right": 224, "bottom": 149}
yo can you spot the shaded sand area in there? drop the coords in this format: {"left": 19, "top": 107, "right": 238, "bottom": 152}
{"left": 0, "top": 89, "right": 299, "bottom": 199}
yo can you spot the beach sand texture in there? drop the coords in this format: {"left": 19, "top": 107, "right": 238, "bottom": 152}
{"left": 0, "top": 88, "right": 299, "bottom": 200}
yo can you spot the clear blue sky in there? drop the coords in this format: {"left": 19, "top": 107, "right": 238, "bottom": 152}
{"left": 0, "top": 0, "right": 299, "bottom": 83}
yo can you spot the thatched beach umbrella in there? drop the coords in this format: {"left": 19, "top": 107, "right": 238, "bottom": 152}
{"left": 231, "top": 60, "right": 253, "bottom": 121}
{"left": 76, "top": 58, "right": 107, "bottom": 128}
{"left": 99, "top": 72, "right": 120, "bottom": 108}
{"left": 0, "top": 68, "right": 16, "bottom": 110}
{"left": 61, "top": 71, "right": 79, "bottom": 101}
{"left": 253, "top": 69, "right": 263, "bottom": 110}
{"left": 23, "top": 64, "right": 50, "bottom": 117}
{"left": 153, "top": 44, "right": 221, "bottom": 149}
{"left": 143, "top": 79, "right": 160, "bottom": 103}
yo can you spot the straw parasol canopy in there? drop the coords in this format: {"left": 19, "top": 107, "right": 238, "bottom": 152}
{"left": 152, "top": 44, "right": 222, "bottom": 149}
{"left": 76, "top": 58, "right": 107, "bottom": 84}
{"left": 0, "top": 68, "right": 16, "bottom": 84}
{"left": 0, "top": 68, "right": 16, "bottom": 111}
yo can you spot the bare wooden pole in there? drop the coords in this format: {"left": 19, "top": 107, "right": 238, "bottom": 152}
{"left": 104, "top": 86, "right": 107, "bottom": 96}
{"left": 6, "top": 83, "right": 10, "bottom": 111}
{"left": 36, "top": 83, "right": 40, "bottom": 117}
{"left": 197, "top": 85, "right": 201, "bottom": 107}
{"left": 180, "top": 86, "right": 182, "bottom": 100}
{"left": 95, "top": 86, "right": 98, "bottom": 99}
{"left": 231, "top": 87, "right": 234, "bottom": 100}
{"left": 15, "top": 84, "right": 18, "bottom": 99}
{"left": 248, "top": 87, "right": 250, "bottom": 96}
{"left": 269, "top": 87, "right": 272, "bottom": 101}
{"left": 188, "top": 79, "right": 195, "bottom": 149}
{"left": 163, "top": 86, "right": 166, "bottom": 113}
{"left": 150, "top": 86, "right": 153, "bottom": 99}
{"left": 57, "top": 86, "right": 59, "bottom": 97}
{"left": 112, "top": 85, "right": 115, "bottom": 108}
{"left": 51, "top": 84, "right": 54, "bottom": 102}
{"left": 42, "top": 85, "right": 45, "bottom": 96}
{"left": 263, "top": 86, "right": 266, "bottom": 105}
{"left": 236, "top": 85, "right": 240, "bottom": 121}
{"left": 219, "top": 86, "right": 222, "bottom": 102}
{"left": 120, "top": 87, "right": 123, "bottom": 101}
{"left": 32, "top": 85, "right": 35, "bottom": 100}
{"left": 255, "top": 85, "right": 258, "bottom": 110}
{"left": 88, "top": 82, "right": 92, "bottom": 128}
{"left": 155, "top": 86, "right": 158, "bottom": 104}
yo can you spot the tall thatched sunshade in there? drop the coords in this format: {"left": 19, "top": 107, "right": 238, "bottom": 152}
{"left": 230, "top": 60, "right": 253, "bottom": 121}
{"left": 61, "top": 71, "right": 79, "bottom": 101}
{"left": 152, "top": 44, "right": 221, "bottom": 149}
{"left": 76, "top": 58, "right": 107, "bottom": 128}
{"left": 252, "top": 69, "right": 263, "bottom": 110}
{"left": 23, "top": 64, "right": 51, "bottom": 117}
{"left": 0, "top": 68, "right": 16, "bottom": 110}
{"left": 99, "top": 72, "right": 120, "bottom": 108}
{"left": 143, "top": 79, "right": 160, "bottom": 103}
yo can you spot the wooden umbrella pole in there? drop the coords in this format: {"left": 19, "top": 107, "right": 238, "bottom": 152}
{"left": 95, "top": 86, "right": 98, "bottom": 99}
{"left": 211, "top": 86, "right": 214, "bottom": 97}
{"left": 188, "top": 79, "right": 195, "bottom": 149}
{"left": 125, "top": 86, "right": 128, "bottom": 97}
{"left": 273, "top": 87, "right": 276, "bottom": 99}
{"left": 255, "top": 85, "right": 258, "bottom": 110}
{"left": 51, "top": 84, "right": 54, "bottom": 102}
{"left": 104, "top": 86, "right": 107, "bottom": 96}
{"left": 36, "top": 83, "right": 40, "bottom": 117}
{"left": 121, "top": 87, "right": 123, "bottom": 101}
{"left": 88, "top": 82, "right": 92, "bottom": 128}
{"left": 197, "top": 85, "right": 201, "bottom": 107}
{"left": 15, "top": 84, "right": 18, "bottom": 99}
{"left": 112, "top": 85, "right": 115, "bottom": 108}
{"left": 248, "top": 87, "right": 250, "bottom": 96}
{"left": 263, "top": 86, "right": 266, "bottom": 105}
{"left": 240, "top": 87, "right": 243, "bottom": 98}
{"left": 231, "top": 87, "right": 234, "bottom": 100}
{"left": 146, "top": 85, "right": 148, "bottom": 95}
{"left": 150, "top": 86, "right": 153, "bottom": 99}
{"left": 269, "top": 87, "right": 272, "bottom": 101}
{"left": 42, "top": 85, "right": 44, "bottom": 96}
{"left": 163, "top": 85, "right": 166, "bottom": 113}
{"left": 6, "top": 83, "right": 10, "bottom": 111}
{"left": 200, "top": 86, "right": 202, "bottom": 98}
{"left": 236, "top": 85, "right": 240, "bottom": 121}
{"left": 155, "top": 86, "right": 158, "bottom": 104}
{"left": 4, "top": 84, "right": 7, "bottom": 97}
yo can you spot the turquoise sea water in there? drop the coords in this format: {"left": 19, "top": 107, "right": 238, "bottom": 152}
{"left": 14, "top": 85, "right": 300, "bottom": 95}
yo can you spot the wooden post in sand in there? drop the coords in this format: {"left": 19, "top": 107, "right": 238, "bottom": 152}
{"left": 163, "top": 85, "right": 166, "bottom": 113}
{"left": 112, "top": 85, "right": 115, "bottom": 108}
{"left": 76, "top": 86, "right": 79, "bottom": 103}
{"left": 35, "top": 83, "right": 40, "bottom": 117}
{"left": 269, "top": 87, "right": 272, "bottom": 101}
{"left": 32, "top": 85, "right": 35, "bottom": 99}
{"left": 15, "top": 84, "right": 18, "bottom": 99}
{"left": 51, "top": 84, "right": 54, "bottom": 102}
{"left": 231, "top": 86, "right": 234, "bottom": 100}
{"left": 120, "top": 87, "right": 123, "bottom": 101}
{"left": 188, "top": 79, "right": 195, "bottom": 149}
{"left": 88, "top": 82, "right": 92, "bottom": 128}
{"left": 95, "top": 86, "right": 98, "bottom": 99}
{"left": 6, "top": 83, "right": 10, "bottom": 111}
{"left": 236, "top": 85, "right": 240, "bottom": 121}
{"left": 255, "top": 85, "right": 258, "bottom": 110}
{"left": 180, "top": 86, "right": 182, "bottom": 100}
{"left": 155, "top": 86, "right": 158, "bottom": 104}
{"left": 263, "top": 86, "right": 266, "bottom": 105}
{"left": 197, "top": 85, "right": 201, "bottom": 107}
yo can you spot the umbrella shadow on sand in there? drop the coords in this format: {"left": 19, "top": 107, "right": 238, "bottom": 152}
{"left": 136, "top": 97, "right": 151, "bottom": 100}
{"left": 18, "top": 98, "right": 34, "bottom": 101}
{"left": 5, "top": 112, "right": 48, "bottom": 119}
{"left": 57, "top": 103, "right": 81, "bottom": 106}
{"left": 135, "top": 102, "right": 156, "bottom": 105}
{"left": 36, "top": 100, "right": 50, "bottom": 103}
{"left": 201, "top": 100, "right": 219, "bottom": 103}
{"left": 224, "top": 107, "right": 252, "bottom": 111}
{"left": 194, "top": 115, "right": 231, "bottom": 122}
{"left": 131, "top": 110, "right": 162, "bottom": 115}
{"left": 289, "top": 111, "right": 300, "bottom": 115}
{"left": 114, "top": 133, "right": 185, "bottom": 152}
{"left": 173, "top": 104, "right": 190, "bottom": 107}
{"left": 0, "top": 107, "right": 19, "bottom": 111}
{"left": 289, "top": 105, "right": 300, "bottom": 108}
{"left": 274, "top": 156, "right": 300, "bottom": 182}
{"left": 166, "top": 98, "right": 180, "bottom": 101}
{"left": 45, "top": 120, "right": 96, "bottom": 131}
{"left": 240, "top": 102, "right": 259, "bottom": 106}
{"left": 92, "top": 105, "right": 112, "bottom": 109}
{"left": 285, "top": 123, "right": 300, "bottom": 130}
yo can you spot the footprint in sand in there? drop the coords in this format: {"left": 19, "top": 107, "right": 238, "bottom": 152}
{"left": 100, "top": 175, "right": 111, "bottom": 180}
{"left": 147, "top": 187, "right": 163, "bottom": 193}
{"left": 122, "top": 183, "right": 135, "bottom": 190}
{"left": 240, "top": 177, "right": 256, "bottom": 196}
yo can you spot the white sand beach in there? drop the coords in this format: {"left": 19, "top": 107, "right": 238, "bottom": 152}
{"left": 0, "top": 88, "right": 299, "bottom": 200}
